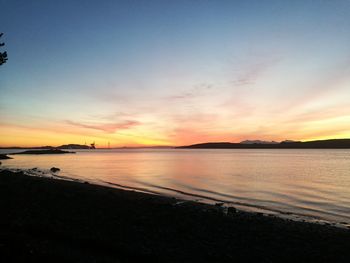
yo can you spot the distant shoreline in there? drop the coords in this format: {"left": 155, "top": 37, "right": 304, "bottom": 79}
{"left": 9, "top": 149, "right": 76, "bottom": 155}
{"left": 0, "top": 145, "right": 174, "bottom": 150}
{"left": 178, "top": 139, "right": 350, "bottom": 149}
{"left": 2, "top": 138, "right": 350, "bottom": 150}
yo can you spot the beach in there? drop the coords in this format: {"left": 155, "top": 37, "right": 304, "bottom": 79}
{"left": 2, "top": 148, "right": 350, "bottom": 227}
{"left": 1, "top": 169, "right": 349, "bottom": 262}
{"left": 3, "top": 1, "right": 350, "bottom": 262}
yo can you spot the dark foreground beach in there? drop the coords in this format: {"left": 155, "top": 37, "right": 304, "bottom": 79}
{"left": 1, "top": 170, "right": 349, "bottom": 262}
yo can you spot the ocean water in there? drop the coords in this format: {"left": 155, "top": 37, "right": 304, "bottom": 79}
{"left": 1, "top": 149, "right": 350, "bottom": 227}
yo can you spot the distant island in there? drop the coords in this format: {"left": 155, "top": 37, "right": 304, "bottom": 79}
{"left": 57, "top": 144, "right": 94, "bottom": 149}
{"left": 0, "top": 144, "right": 94, "bottom": 150}
{"left": 178, "top": 139, "right": 350, "bottom": 149}
{"left": 10, "top": 149, "right": 75, "bottom": 155}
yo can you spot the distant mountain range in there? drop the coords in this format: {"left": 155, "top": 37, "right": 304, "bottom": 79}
{"left": 177, "top": 139, "right": 350, "bottom": 149}
{"left": 240, "top": 140, "right": 279, "bottom": 144}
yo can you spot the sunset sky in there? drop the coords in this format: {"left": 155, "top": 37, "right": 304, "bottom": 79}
{"left": 1, "top": 0, "right": 350, "bottom": 147}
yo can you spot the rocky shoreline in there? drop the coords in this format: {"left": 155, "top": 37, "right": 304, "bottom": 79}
{"left": 0, "top": 154, "right": 12, "bottom": 159}
{"left": 10, "top": 149, "right": 76, "bottom": 155}
{"left": 0, "top": 169, "right": 350, "bottom": 262}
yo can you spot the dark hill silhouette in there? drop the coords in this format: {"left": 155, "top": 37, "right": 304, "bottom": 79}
{"left": 178, "top": 139, "right": 350, "bottom": 149}
{"left": 11, "top": 149, "right": 75, "bottom": 155}
{"left": 0, "top": 144, "right": 93, "bottom": 150}
{"left": 57, "top": 144, "right": 91, "bottom": 149}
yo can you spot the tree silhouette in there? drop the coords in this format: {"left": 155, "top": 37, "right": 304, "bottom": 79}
{"left": 0, "top": 33, "right": 8, "bottom": 66}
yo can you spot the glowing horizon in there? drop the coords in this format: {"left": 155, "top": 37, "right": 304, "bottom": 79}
{"left": 1, "top": 1, "right": 350, "bottom": 147}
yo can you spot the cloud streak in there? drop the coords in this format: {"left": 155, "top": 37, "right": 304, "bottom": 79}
{"left": 166, "top": 83, "right": 213, "bottom": 101}
{"left": 65, "top": 120, "right": 140, "bottom": 133}
{"left": 228, "top": 55, "right": 281, "bottom": 87}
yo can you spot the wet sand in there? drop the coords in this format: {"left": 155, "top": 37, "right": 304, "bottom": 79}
{"left": 0, "top": 169, "right": 349, "bottom": 262}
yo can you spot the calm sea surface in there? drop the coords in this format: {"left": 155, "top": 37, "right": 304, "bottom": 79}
{"left": 1, "top": 149, "right": 350, "bottom": 226}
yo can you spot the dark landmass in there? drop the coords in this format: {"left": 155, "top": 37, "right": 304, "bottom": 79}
{"left": 10, "top": 149, "right": 75, "bottom": 155}
{"left": 111, "top": 146, "right": 174, "bottom": 149}
{"left": 0, "top": 170, "right": 349, "bottom": 262}
{"left": 57, "top": 144, "right": 91, "bottom": 149}
{"left": 240, "top": 140, "right": 279, "bottom": 144}
{"left": 0, "top": 146, "right": 55, "bottom": 150}
{"left": 0, "top": 144, "right": 173, "bottom": 150}
{"left": 0, "top": 144, "right": 92, "bottom": 150}
{"left": 0, "top": 154, "right": 12, "bottom": 159}
{"left": 2, "top": 139, "right": 350, "bottom": 150}
{"left": 178, "top": 139, "right": 350, "bottom": 149}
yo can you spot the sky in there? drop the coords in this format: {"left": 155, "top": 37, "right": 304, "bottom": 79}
{"left": 1, "top": 0, "right": 350, "bottom": 147}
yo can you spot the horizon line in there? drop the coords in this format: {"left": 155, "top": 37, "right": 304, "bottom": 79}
{"left": 1, "top": 138, "right": 350, "bottom": 149}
